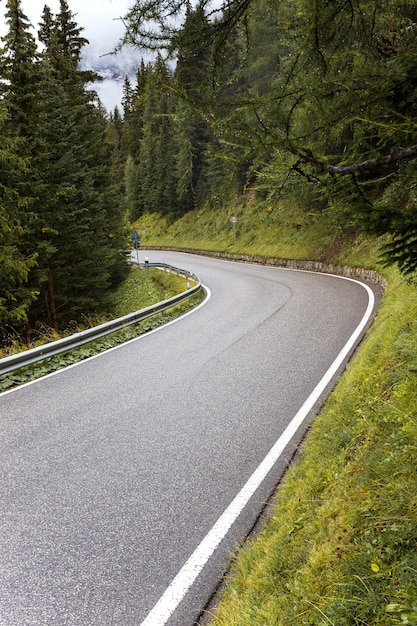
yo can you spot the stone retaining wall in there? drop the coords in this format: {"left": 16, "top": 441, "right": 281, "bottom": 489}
{"left": 147, "top": 246, "right": 388, "bottom": 291}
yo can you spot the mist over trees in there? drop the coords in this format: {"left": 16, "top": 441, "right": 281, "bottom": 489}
{"left": 1, "top": 0, "right": 417, "bottom": 344}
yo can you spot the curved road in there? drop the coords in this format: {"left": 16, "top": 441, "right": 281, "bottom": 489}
{"left": 0, "top": 252, "right": 378, "bottom": 626}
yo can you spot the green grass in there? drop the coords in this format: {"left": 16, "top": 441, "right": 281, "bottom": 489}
{"left": 134, "top": 199, "right": 382, "bottom": 267}
{"left": 109, "top": 265, "right": 190, "bottom": 316}
{"left": 134, "top": 201, "right": 417, "bottom": 626}
{"left": 208, "top": 276, "right": 417, "bottom": 626}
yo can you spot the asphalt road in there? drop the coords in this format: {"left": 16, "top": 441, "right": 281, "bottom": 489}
{"left": 0, "top": 251, "right": 378, "bottom": 626}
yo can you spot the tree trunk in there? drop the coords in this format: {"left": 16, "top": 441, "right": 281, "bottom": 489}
{"left": 45, "top": 260, "right": 58, "bottom": 331}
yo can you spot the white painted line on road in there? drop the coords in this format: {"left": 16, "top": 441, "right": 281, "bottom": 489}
{"left": 139, "top": 276, "right": 375, "bottom": 626}
{"left": 0, "top": 286, "right": 211, "bottom": 397}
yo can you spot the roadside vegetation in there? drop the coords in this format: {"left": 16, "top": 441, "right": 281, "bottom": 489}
{"left": 209, "top": 274, "right": 417, "bottom": 626}
{"left": 136, "top": 203, "right": 417, "bottom": 626}
{"left": 134, "top": 197, "right": 379, "bottom": 268}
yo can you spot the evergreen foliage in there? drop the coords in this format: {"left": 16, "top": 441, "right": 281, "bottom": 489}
{"left": 0, "top": 106, "right": 38, "bottom": 334}
{"left": 0, "top": 0, "right": 39, "bottom": 136}
{"left": 0, "top": 0, "right": 40, "bottom": 339}
{"left": 0, "top": 0, "right": 128, "bottom": 339}
{"left": 122, "top": 0, "right": 417, "bottom": 274}
{"left": 173, "top": 4, "right": 214, "bottom": 212}
{"left": 2, "top": 0, "right": 417, "bottom": 340}
{"left": 137, "top": 55, "right": 177, "bottom": 216}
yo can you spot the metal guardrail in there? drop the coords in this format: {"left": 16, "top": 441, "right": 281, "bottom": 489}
{"left": 0, "top": 263, "right": 202, "bottom": 376}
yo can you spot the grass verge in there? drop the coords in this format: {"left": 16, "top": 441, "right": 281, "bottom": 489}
{"left": 207, "top": 274, "right": 417, "bottom": 626}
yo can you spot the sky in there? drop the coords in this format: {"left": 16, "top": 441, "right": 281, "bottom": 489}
{"left": 1, "top": 0, "right": 146, "bottom": 111}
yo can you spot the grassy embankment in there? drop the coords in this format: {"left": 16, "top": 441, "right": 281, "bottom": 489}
{"left": 0, "top": 267, "right": 202, "bottom": 392}
{"left": 134, "top": 198, "right": 417, "bottom": 626}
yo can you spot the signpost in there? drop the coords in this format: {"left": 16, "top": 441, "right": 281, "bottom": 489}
{"left": 132, "top": 229, "right": 141, "bottom": 267}
{"left": 230, "top": 215, "right": 237, "bottom": 242}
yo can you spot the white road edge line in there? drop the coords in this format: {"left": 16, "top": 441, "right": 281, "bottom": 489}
{"left": 0, "top": 286, "right": 211, "bottom": 397}
{"left": 139, "top": 276, "right": 375, "bottom": 626}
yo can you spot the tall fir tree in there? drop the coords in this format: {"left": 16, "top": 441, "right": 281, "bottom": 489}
{"left": 0, "top": 104, "right": 38, "bottom": 336}
{"left": 0, "top": 0, "right": 39, "bottom": 137}
{"left": 138, "top": 55, "right": 178, "bottom": 217}
{"left": 122, "top": 76, "right": 134, "bottom": 117}
{"left": 173, "top": 3, "right": 213, "bottom": 212}
{"left": 0, "top": 0, "right": 41, "bottom": 339}
{"left": 121, "top": 62, "right": 149, "bottom": 220}
{"left": 106, "top": 106, "right": 127, "bottom": 200}
{"left": 0, "top": 0, "right": 130, "bottom": 335}
{"left": 26, "top": 1, "right": 129, "bottom": 329}
{"left": 123, "top": 155, "right": 139, "bottom": 221}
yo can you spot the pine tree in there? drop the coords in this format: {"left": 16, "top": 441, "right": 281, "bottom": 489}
{"left": 121, "top": 62, "right": 148, "bottom": 219}
{"left": 174, "top": 4, "right": 213, "bottom": 211}
{"left": 122, "top": 75, "right": 134, "bottom": 117}
{"left": 0, "top": 0, "right": 130, "bottom": 334}
{"left": 55, "top": 0, "right": 88, "bottom": 59}
{"left": 0, "top": 105, "right": 38, "bottom": 336}
{"left": 0, "top": 0, "right": 39, "bottom": 136}
{"left": 129, "top": 60, "right": 149, "bottom": 162}
{"left": 26, "top": 1, "right": 128, "bottom": 328}
{"left": 38, "top": 4, "right": 55, "bottom": 49}
{"left": 0, "top": 0, "right": 41, "bottom": 338}
{"left": 106, "top": 106, "right": 127, "bottom": 199}
{"left": 124, "top": 154, "right": 139, "bottom": 220}
{"left": 138, "top": 56, "right": 178, "bottom": 217}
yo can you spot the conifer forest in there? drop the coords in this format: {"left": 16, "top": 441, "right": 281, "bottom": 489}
{"left": 1, "top": 0, "right": 417, "bottom": 341}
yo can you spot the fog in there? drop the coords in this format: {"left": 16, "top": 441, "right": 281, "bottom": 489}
{"left": 1, "top": 0, "right": 145, "bottom": 112}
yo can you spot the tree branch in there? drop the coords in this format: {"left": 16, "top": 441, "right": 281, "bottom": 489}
{"left": 293, "top": 144, "right": 417, "bottom": 176}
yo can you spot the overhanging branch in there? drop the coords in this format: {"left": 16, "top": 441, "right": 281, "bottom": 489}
{"left": 293, "top": 144, "right": 417, "bottom": 176}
